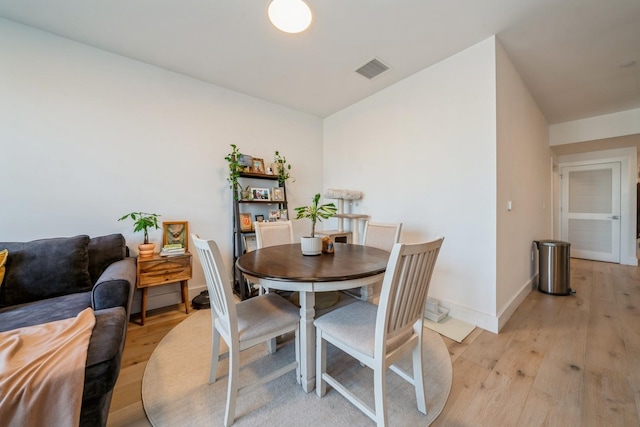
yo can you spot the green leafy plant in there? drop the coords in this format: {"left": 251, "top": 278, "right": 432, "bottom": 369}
{"left": 273, "top": 150, "right": 293, "bottom": 185}
{"left": 224, "top": 144, "right": 243, "bottom": 200}
{"left": 294, "top": 193, "right": 337, "bottom": 237}
{"left": 118, "top": 212, "right": 160, "bottom": 244}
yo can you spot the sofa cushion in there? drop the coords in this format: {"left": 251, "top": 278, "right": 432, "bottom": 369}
{"left": 0, "top": 235, "right": 92, "bottom": 306}
{"left": 0, "top": 291, "right": 92, "bottom": 332}
{"left": 88, "top": 234, "right": 126, "bottom": 284}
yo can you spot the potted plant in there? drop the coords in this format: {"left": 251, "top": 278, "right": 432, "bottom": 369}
{"left": 118, "top": 211, "right": 161, "bottom": 257}
{"left": 225, "top": 144, "right": 244, "bottom": 200}
{"left": 294, "top": 193, "right": 337, "bottom": 255}
{"left": 273, "top": 150, "right": 294, "bottom": 186}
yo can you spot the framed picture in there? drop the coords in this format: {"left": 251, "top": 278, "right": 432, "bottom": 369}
{"left": 239, "top": 213, "right": 253, "bottom": 232}
{"left": 279, "top": 209, "right": 288, "bottom": 220}
{"left": 243, "top": 235, "right": 257, "bottom": 253}
{"left": 252, "top": 158, "right": 265, "bottom": 174}
{"left": 255, "top": 214, "right": 265, "bottom": 222}
{"left": 163, "top": 221, "right": 188, "bottom": 250}
{"left": 269, "top": 209, "right": 280, "bottom": 221}
{"left": 251, "top": 187, "right": 270, "bottom": 201}
{"left": 272, "top": 187, "right": 285, "bottom": 202}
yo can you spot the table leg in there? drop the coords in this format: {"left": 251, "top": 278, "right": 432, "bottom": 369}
{"left": 180, "top": 280, "right": 190, "bottom": 314}
{"left": 299, "top": 291, "right": 316, "bottom": 393}
{"left": 140, "top": 287, "right": 147, "bottom": 326}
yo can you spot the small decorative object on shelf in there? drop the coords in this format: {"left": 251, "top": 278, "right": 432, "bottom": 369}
{"left": 160, "top": 245, "right": 186, "bottom": 257}
{"left": 322, "top": 236, "right": 335, "bottom": 254}
{"left": 295, "top": 193, "right": 337, "bottom": 256}
{"left": 118, "top": 211, "right": 161, "bottom": 257}
{"left": 251, "top": 187, "right": 271, "bottom": 200}
{"left": 162, "top": 221, "right": 188, "bottom": 251}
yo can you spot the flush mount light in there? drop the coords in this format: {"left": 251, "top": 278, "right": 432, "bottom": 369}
{"left": 268, "top": 0, "right": 312, "bottom": 34}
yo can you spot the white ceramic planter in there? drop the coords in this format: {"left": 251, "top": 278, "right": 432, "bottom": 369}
{"left": 300, "top": 236, "right": 322, "bottom": 256}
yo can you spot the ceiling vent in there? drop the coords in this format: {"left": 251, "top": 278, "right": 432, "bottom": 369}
{"left": 355, "top": 58, "right": 389, "bottom": 80}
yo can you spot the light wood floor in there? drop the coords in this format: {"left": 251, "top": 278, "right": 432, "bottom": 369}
{"left": 108, "top": 258, "right": 640, "bottom": 426}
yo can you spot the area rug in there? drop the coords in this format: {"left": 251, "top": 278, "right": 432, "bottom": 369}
{"left": 424, "top": 316, "right": 476, "bottom": 343}
{"left": 142, "top": 310, "right": 452, "bottom": 426}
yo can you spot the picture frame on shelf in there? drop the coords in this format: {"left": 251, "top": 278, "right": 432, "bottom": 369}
{"left": 162, "top": 221, "right": 188, "bottom": 251}
{"left": 279, "top": 209, "right": 288, "bottom": 220}
{"left": 252, "top": 158, "right": 265, "bottom": 174}
{"left": 243, "top": 235, "right": 257, "bottom": 253}
{"left": 251, "top": 187, "right": 270, "bottom": 200}
{"left": 272, "top": 187, "right": 285, "bottom": 201}
{"left": 269, "top": 209, "right": 280, "bottom": 221}
{"left": 255, "top": 214, "right": 265, "bottom": 222}
{"left": 239, "top": 213, "right": 253, "bottom": 232}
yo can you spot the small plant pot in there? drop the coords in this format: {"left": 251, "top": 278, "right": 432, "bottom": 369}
{"left": 138, "top": 243, "right": 156, "bottom": 257}
{"left": 300, "top": 236, "right": 322, "bottom": 256}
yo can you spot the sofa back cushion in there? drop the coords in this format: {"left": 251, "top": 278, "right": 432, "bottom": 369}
{"left": 0, "top": 235, "right": 92, "bottom": 306}
{"left": 88, "top": 234, "right": 126, "bottom": 284}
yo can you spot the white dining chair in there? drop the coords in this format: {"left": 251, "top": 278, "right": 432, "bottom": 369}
{"left": 191, "top": 234, "right": 300, "bottom": 427}
{"left": 254, "top": 220, "right": 294, "bottom": 249}
{"left": 344, "top": 221, "right": 402, "bottom": 302}
{"left": 252, "top": 220, "right": 294, "bottom": 296}
{"left": 315, "top": 237, "right": 444, "bottom": 427}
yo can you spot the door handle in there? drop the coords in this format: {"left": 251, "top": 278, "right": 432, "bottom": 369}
{"left": 608, "top": 215, "right": 620, "bottom": 220}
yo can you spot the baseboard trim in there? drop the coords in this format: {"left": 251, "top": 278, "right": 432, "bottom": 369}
{"left": 130, "top": 283, "right": 207, "bottom": 314}
{"left": 433, "top": 278, "right": 533, "bottom": 334}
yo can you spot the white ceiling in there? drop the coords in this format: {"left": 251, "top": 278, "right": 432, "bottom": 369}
{"left": 1, "top": 0, "right": 638, "bottom": 123}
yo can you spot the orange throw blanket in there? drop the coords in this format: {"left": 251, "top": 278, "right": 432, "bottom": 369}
{"left": 0, "top": 308, "right": 96, "bottom": 427}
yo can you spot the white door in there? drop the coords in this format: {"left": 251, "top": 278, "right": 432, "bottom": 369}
{"left": 561, "top": 162, "right": 621, "bottom": 263}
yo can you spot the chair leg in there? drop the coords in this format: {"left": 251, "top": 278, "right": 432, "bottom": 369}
{"left": 224, "top": 344, "right": 240, "bottom": 427}
{"left": 413, "top": 341, "right": 427, "bottom": 415}
{"left": 295, "top": 325, "right": 301, "bottom": 385}
{"left": 373, "top": 361, "right": 388, "bottom": 427}
{"left": 315, "top": 330, "right": 327, "bottom": 397}
{"left": 210, "top": 327, "right": 221, "bottom": 384}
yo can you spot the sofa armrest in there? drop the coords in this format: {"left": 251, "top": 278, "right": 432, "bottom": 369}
{"left": 91, "top": 257, "right": 136, "bottom": 316}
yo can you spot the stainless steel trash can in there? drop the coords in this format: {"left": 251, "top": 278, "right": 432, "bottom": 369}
{"left": 534, "top": 240, "right": 574, "bottom": 295}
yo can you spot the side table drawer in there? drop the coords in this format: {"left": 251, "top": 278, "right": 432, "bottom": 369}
{"left": 138, "top": 256, "right": 191, "bottom": 288}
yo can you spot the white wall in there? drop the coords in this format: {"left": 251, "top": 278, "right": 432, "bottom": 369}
{"left": 495, "top": 42, "right": 551, "bottom": 330}
{"left": 549, "top": 108, "right": 640, "bottom": 145}
{"left": 0, "top": 19, "right": 323, "bottom": 311}
{"left": 324, "top": 37, "right": 499, "bottom": 330}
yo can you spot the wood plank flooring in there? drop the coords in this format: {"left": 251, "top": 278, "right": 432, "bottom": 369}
{"left": 108, "top": 258, "right": 640, "bottom": 426}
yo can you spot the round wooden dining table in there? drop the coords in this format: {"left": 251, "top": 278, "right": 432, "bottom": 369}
{"left": 236, "top": 242, "right": 389, "bottom": 393}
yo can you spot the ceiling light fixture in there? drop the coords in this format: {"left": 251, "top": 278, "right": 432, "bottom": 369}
{"left": 268, "top": 0, "right": 312, "bottom": 34}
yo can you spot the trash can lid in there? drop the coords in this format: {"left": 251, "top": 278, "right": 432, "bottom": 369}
{"left": 535, "top": 239, "right": 570, "bottom": 247}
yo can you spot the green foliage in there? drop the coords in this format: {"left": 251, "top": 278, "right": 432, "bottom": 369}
{"left": 273, "top": 150, "right": 293, "bottom": 185}
{"left": 224, "top": 144, "right": 243, "bottom": 200}
{"left": 294, "top": 193, "right": 337, "bottom": 237}
{"left": 118, "top": 212, "right": 160, "bottom": 244}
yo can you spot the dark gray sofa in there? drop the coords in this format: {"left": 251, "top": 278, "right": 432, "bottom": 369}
{"left": 0, "top": 234, "right": 136, "bottom": 427}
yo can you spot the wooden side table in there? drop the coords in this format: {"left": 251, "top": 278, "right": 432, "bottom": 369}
{"left": 136, "top": 252, "right": 192, "bottom": 325}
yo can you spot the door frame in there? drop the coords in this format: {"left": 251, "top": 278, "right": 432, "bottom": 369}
{"left": 556, "top": 147, "right": 637, "bottom": 266}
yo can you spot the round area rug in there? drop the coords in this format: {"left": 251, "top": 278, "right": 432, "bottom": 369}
{"left": 142, "top": 309, "right": 452, "bottom": 426}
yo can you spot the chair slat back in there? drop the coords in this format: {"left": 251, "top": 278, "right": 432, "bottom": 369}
{"left": 377, "top": 238, "right": 444, "bottom": 344}
{"left": 191, "top": 234, "right": 237, "bottom": 334}
{"left": 255, "top": 220, "right": 294, "bottom": 248}
{"left": 362, "top": 221, "right": 402, "bottom": 250}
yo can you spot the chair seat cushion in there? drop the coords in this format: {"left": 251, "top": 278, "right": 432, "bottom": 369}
{"left": 235, "top": 293, "right": 299, "bottom": 342}
{"left": 314, "top": 300, "right": 412, "bottom": 357}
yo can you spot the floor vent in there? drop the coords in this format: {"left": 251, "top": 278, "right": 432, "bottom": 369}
{"left": 355, "top": 58, "right": 389, "bottom": 80}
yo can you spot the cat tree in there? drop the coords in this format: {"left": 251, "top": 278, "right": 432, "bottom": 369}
{"left": 322, "top": 189, "right": 369, "bottom": 244}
